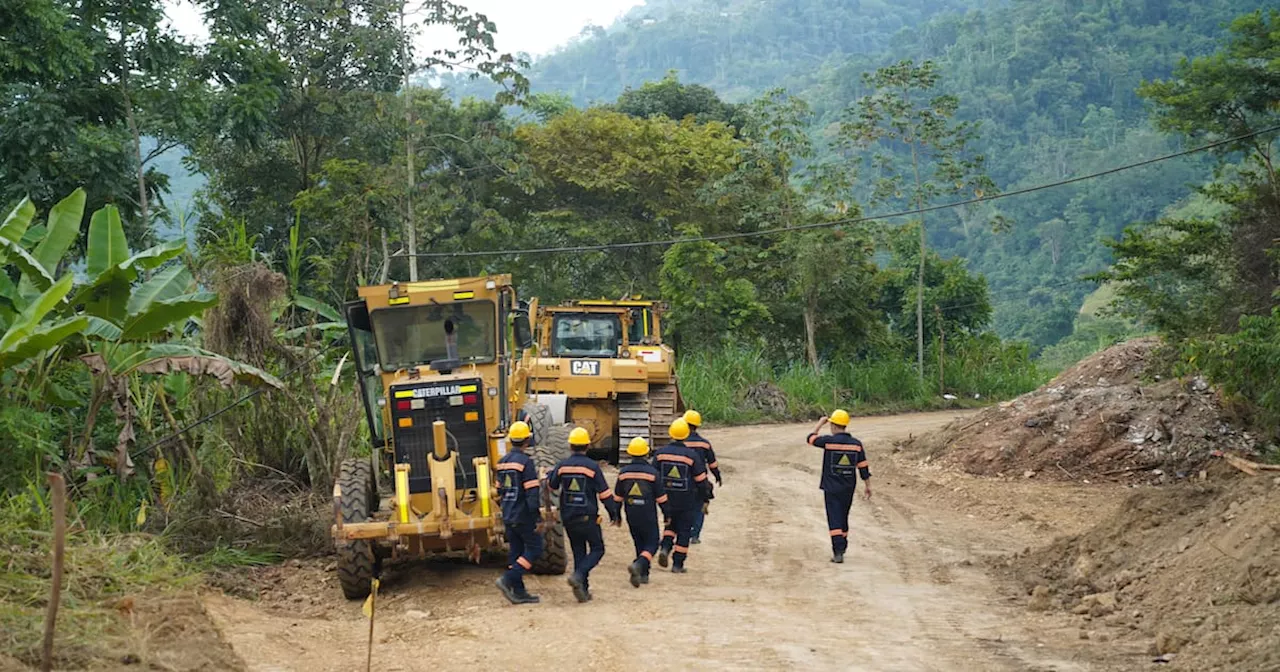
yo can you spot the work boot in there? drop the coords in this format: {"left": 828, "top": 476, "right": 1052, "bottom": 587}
{"left": 495, "top": 576, "right": 520, "bottom": 604}
{"left": 831, "top": 552, "right": 845, "bottom": 564}
{"left": 671, "top": 564, "right": 688, "bottom": 574}
{"left": 567, "top": 574, "right": 590, "bottom": 603}
{"left": 628, "top": 560, "right": 644, "bottom": 588}
{"left": 514, "top": 591, "right": 541, "bottom": 604}
{"left": 640, "top": 570, "right": 650, "bottom": 584}
{"left": 690, "top": 537, "right": 701, "bottom": 544}
{"left": 657, "top": 548, "right": 670, "bottom": 568}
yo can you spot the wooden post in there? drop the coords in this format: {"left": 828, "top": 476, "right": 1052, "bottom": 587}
{"left": 42, "top": 472, "right": 67, "bottom": 672}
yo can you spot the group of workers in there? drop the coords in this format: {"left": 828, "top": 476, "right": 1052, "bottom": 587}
{"left": 493, "top": 407, "right": 870, "bottom": 605}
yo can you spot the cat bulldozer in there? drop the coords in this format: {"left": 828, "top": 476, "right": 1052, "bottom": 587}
{"left": 526, "top": 299, "right": 684, "bottom": 463}
{"left": 332, "top": 275, "right": 570, "bottom": 599}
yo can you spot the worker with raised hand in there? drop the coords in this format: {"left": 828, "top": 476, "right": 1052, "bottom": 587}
{"left": 682, "top": 409, "right": 720, "bottom": 544}
{"left": 653, "top": 418, "right": 712, "bottom": 573}
{"left": 610, "top": 436, "right": 669, "bottom": 587}
{"left": 493, "top": 421, "right": 544, "bottom": 604}
{"left": 806, "top": 409, "right": 872, "bottom": 564}
{"left": 547, "top": 427, "right": 620, "bottom": 602}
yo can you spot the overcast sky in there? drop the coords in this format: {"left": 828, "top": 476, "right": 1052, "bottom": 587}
{"left": 164, "top": 0, "right": 644, "bottom": 58}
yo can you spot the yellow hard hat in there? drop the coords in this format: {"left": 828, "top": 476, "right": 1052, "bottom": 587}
{"left": 568, "top": 427, "right": 591, "bottom": 446}
{"left": 508, "top": 421, "right": 531, "bottom": 441}
{"left": 626, "top": 437, "right": 650, "bottom": 457}
{"left": 830, "top": 409, "right": 851, "bottom": 426}
{"left": 668, "top": 418, "right": 690, "bottom": 441}
{"left": 683, "top": 409, "right": 702, "bottom": 427}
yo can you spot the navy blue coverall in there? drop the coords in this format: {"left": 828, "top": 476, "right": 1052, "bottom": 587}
{"left": 806, "top": 431, "right": 871, "bottom": 555}
{"left": 684, "top": 429, "right": 721, "bottom": 539}
{"left": 611, "top": 459, "right": 668, "bottom": 580}
{"left": 547, "top": 454, "right": 620, "bottom": 592}
{"left": 653, "top": 441, "right": 712, "bottom": 569}
{"left": 495, "top": 446, "right": 543, "bottom": 594}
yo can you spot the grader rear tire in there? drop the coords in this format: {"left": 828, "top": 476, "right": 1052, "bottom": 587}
{"left": 530, "top": 423, "right": 571, "bottom": 575}
{"left": 519, "top": 401, "right": 554, "bottom": 448}
{"left": 336, "top": 457, "right": 378, "bottom": 599}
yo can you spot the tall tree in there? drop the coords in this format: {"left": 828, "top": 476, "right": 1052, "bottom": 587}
{"left": 0, "top": 0, "right": 195, "bottom": 242}
{"left": 1138, "top": 9, "right": 1280, "bottom": 198}
{"left": 842, "top": 60, "right": 994, "bottom": 380}
{"left": 92, "top": 0, "right": 204, "bottom": 229}
{"left": 192, "top": 0, "right": 527, "bottom": 281}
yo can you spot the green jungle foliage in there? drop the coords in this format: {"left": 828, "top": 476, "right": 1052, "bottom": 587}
{"left": 443, "top": 0, "right": 1270, "bottom": 354}
{"left": 3, "top": 9, "right": 1278, "bottom": 660}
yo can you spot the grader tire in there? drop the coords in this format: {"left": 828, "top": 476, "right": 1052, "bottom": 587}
{"left": 336, "top": 457, "right": 378, "bottom": 600}
{"left": 530, "top": 423, "right": 571, "bottom": 575}
{"left": 519, "top": 401, "right": 555, "bottom": 448}
{"left": 532, "top": 519, "right": 568, "bottom": 575}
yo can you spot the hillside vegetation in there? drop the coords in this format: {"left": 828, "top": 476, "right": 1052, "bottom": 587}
{"left": 445, "top": 0, "right": 1270, "bottom": 352}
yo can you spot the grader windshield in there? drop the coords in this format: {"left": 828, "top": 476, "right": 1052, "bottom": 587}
{"left": 371, "top": 300, "right": 496, "bottom": 370}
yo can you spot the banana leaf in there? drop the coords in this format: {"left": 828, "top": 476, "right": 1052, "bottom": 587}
{"left": 86, "top": 205, "right": 129, "bottom": 278}
{"left": 119, "top": 292, "right": 218, "bottom": 340}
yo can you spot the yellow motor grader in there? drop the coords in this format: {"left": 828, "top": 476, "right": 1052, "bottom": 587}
{"left": 332, "top": 275, "right": 569, "bottom": 599}
{"left": 526, "top": 299, "right": 684, "bottom": 463}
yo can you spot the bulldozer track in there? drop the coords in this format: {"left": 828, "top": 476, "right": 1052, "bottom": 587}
{"left": 646, "top": 383, "right": 683, "bottom": 446}
{"left": 618, "top": 393, "right": 651, "bottom": 444}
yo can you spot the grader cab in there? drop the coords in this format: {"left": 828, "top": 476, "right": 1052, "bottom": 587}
{"left": 332, "top": 275, "right": 569, "bottom": 599}
{"left": 527, "top": 300, "right": 684, "bottom": 463}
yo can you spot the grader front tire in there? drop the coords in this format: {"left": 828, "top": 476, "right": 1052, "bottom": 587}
{"left": 336, "top": 458, "right": 378, "bottom": 600}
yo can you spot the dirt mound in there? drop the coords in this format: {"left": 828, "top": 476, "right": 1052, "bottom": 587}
{"left": 743, "top": 381, "right": 787, "bottom": 415}
{"left": 904, "top": 338, "right": 1259, "bottom": 482}
{"left": 1006, "top": 469, "right": 1280, "bottom": 670}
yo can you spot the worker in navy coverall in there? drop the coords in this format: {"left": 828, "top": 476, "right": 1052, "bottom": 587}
{"left": 610, "top": 436, "right": 669, "bottom": 587}
{"left": 494, "top": 421, "right": 544, "bottom": 604}
{"left": 654, "top": 418, "right": 713, "bottom": 573}
{"left": 547, "top": 427, "right": 621, "bottom": 602}
{"left": 681, "top": 409, "right": 721, "bottom": 544}
{"left": 806, "top": 409, "right": 873, "bottom": 564}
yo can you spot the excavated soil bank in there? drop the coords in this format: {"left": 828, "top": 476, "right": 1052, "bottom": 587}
{"left": 903, "top": 338, "right": 1262, "bottom": 482}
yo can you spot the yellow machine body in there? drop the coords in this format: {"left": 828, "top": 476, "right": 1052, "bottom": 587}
{"left": 528, "top": 300, "right": 684, "bottom": 459}
{"left": 333, "top": 275, "right": 539, "bottom": 559}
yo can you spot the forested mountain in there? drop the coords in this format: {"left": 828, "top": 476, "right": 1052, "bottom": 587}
{"left": 444, "top": 0, "right": 1270, "bottom": 350}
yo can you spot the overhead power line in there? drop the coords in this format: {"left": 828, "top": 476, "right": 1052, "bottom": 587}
{"left": 396, "top": 124, "right": 1280, "bottom": 259}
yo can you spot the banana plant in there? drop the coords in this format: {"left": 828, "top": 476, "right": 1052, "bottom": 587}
{"left": 3, "top": 188, "right": 285, "bottom": 477}
{"left": 68, "top": 204, "right": 283, "bottom": 477}
{"left": 0, "top": 191, "right": 89, "bottom": 369}
{"left": 282, "top": 293, "right": 348, "bottom": 339}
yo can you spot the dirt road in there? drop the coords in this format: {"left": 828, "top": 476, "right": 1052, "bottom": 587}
{"left": 206, "top": 411, "right": 1128, "bottom": 671}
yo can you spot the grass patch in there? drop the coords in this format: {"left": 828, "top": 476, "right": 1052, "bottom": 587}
{"left": 0, "top": 485, "right": 200, "bottom": 668}
{"left": 680, "top": 338, "right": 1047, "bottom": 424}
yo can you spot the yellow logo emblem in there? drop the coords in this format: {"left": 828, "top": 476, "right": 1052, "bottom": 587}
{"left": 668, "top": 466, "right": 680, "bottom": 478}
{"left": 838, "top": 455, "right": 851, "bottom": 466}
{"left": 628, "top": 483, "right": 643, "bottom": 496}
{"left": 569, "top": 479, "right": 581, "bottom": 492}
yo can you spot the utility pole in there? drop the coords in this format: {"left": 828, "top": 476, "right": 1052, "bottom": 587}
{"left": 910, "top": 141, "right": 925, "bottom": 382}
{"left": 400, "top": 0, "right": 418, "bottom": 281}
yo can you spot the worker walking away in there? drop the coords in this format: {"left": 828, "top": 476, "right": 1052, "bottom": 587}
{"left": 653, "top": 418, "right": 712, "bottom": 573}
{"left": 682, "top": 410, "right": 721, "bottom": 544}
{"left": 610, "top": 437, "right": 669, "bottom": 587}
{"left": 493, "top": 421, "right": 544, "bottom": 604}
{"left": 547, "top": 427, "right": 620, "bottom": 602}
{"left": 806, "top": 409, "right": 872, "bottom": 564}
